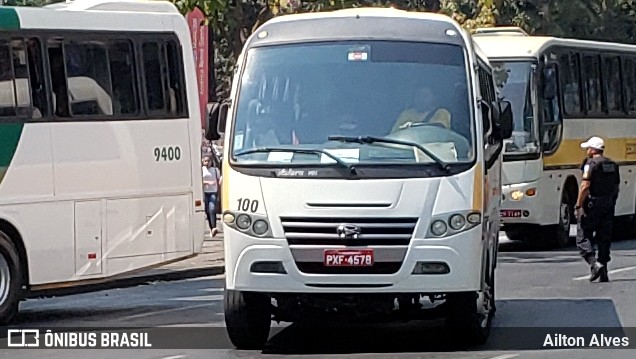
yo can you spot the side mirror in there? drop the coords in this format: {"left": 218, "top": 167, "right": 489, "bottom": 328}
{"left": 496, "top": 100, "right": 514, "bottom": 139}
{"left": 205, "top": 101, "right": 229, "bottom": 141}
{"left": 542, "top": 64, "right": 557, "bottom": 100}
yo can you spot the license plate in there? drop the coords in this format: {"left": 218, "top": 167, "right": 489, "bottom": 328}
{"left": 324, "top": 249, "right": 374, "bottom": 267}
{"left": 501, "top": 210, "right": 522, "bottom": 218}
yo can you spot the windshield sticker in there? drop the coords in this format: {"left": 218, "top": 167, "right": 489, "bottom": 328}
{"left": 321, "top": 148, "right": 360, "bottom": 163}
{"left": 414, "top": 142, "right": 457, "bottom": 162}
{"left": 347, "top": 45, "right": 370, "bottom": 62}
{"left": 348, "top": 51, "right": 368, "bottom": 61}
{"left": 234, "top": 132, "right": 244, "bottom": 151}
{"left": 267, "top": 152, "right": 294, "bottom": 162}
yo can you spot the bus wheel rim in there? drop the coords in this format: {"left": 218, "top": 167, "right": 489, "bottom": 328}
{"left": 477, "top": 281, "right": 492, "bottom": 328}
{"left": 560, "top": 202, "right": 570, "bottom": 230}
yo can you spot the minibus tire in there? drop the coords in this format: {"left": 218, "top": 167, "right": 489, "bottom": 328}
{"left": 445, "top": 269, "right": 494, "bottom": 346}
{"left": 0, "top": 230, "right": 22, "bottom": 325}
{"left": 224, "top": 289, "right": 271, "bottom": 350}
{"left": 446, "top": 293, "right": 492, "bottom": 346}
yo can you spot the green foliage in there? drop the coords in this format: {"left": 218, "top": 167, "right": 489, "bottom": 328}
{"left": 171, "top": 0, "right": 228, "bottom": 30}
{"left": 439, "top": 0, "right": 496, "bottom": 31}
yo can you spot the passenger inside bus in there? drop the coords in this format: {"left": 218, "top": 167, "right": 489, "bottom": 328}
{"left": 390, "top": 85, "right": 452, "bottom": 133}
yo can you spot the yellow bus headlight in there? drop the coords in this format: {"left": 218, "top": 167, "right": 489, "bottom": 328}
{"left": 510, "top": 190, "right": 524, "bottom": 201}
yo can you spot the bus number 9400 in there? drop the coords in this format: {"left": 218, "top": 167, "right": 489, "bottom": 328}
{"left": 154, "top": 146, "right": 182, "bottom": 162}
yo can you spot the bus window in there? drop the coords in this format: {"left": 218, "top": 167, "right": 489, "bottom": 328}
{"left": 48, "top": 39, "right": 70, "bottom": 117}
{"left": 0, "top": 40, "right": 17, "bottom": 117}
{"left": 64, "top": 41, "right": 113, "bottom": 116}
{"left": 11, "top": 39, "right": 32, "bottom": 118}
{"left": 582, "top": 54, "right": 602, "bottom": 115}
{"left": 604, "top": 56, "right": 623, "bottom": 114}
{"left": 27, "top": 37, "right": 46, "bottom": 118}
{"left": 558, "top": 52, "right": 581, "bottom": 116}
{"left": 166, "top": 40, "right": 185, "bottom": 115}
{"left": 108, "top": 40, "right": 138, "bottom": 115}
{"left": 623, "top": 58, "right": 636, "bottom": 113}
{"left": 142, "top": 42, "right": 165, "bottom": 112}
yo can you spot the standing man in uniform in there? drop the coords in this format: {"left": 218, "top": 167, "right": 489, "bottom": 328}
{"left": 575, "top": 136, "right": 620, "bottom": 282}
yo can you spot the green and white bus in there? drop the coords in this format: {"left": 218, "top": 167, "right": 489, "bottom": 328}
{"left": 0, "top": 0, "right": 206, "bottom": 323}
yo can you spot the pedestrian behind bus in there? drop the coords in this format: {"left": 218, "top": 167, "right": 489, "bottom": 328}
{"left": 575, "top": 136, "right": 620, "bottom": 282}
{"left": 202, "top": 154, "right": 222, "bottom": 237}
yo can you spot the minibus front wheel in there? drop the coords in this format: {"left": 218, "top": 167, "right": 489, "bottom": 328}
{"left": 445, "top": 266, "right": 494, "bottom": 346}
{"left": 224, "top": 290, "right": 272, "bottom": 350}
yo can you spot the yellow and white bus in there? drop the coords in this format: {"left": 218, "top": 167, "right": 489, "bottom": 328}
{"left": 208, "top": 7, "right": 513, "bottom": 349}
{"left": 0, "top": 0, "right": 206, "bottom": 323}
{"left": 473, "top": 27, "right": 636, "bottom": 247}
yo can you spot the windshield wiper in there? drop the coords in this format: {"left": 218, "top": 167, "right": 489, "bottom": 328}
{"left": 234, "top": 146, "right": 357, "bottom": 175}
{"left": 328, "top": 135, "right": 450, "bottom": 172}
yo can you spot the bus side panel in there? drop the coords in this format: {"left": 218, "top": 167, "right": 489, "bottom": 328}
{"left": 50, "top": 120, "right": 194, "bottom": 267}
{"left": 618, "top": 165, "right": 636, "bottom": 216}
{"left": 0, "top": 202, "right": 74, "bottom": 285}
{"left": 50, "top": 120, "right": 192, "bottom": 195}
{"left": 172, "top": 14, "right": 206, "bottom": 252}
{"left": 0, "top": 123, "right": 54, "bottom": 202}
{"left": 104, "top": 195, "right": 191, "bottom": 257}
{"left": 0, "top": 123, "right": 74, "bottom": 285}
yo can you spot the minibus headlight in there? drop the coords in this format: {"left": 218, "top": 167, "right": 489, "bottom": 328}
{"left": 426, "top": 210, "right": 481, "bottom": 238}
{"left": 223, "top": 213, "right": 236, "bottom": 224}
{"left": 223, "top": 211, "right": 272, "bottom": 238}
{"left": 431, "top": 220, "right": 447, "bottom": 236}
{"left": 467, "top": 212, "right": 481, "bottom": 224}
{"left": 449, "top": 214, "right": 466, "bottom": 230}
{"left": 236, "top": 214, "right": 252, "bottom": 230}
{"left": 252, "top": 220, "right": 269, "bottom": 236}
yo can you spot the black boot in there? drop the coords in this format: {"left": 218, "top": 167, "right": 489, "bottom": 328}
{"left": 599, "top": 265, "right": 609, "bottom": 282}
{"left": 590, "top": 262, "right": 604, "bottom": 282}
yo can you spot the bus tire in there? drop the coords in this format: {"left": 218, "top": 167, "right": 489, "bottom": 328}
{"left": 0, "top": 230, "right": 23, "bottom": 325}
{"left": 545, "top": 191, "right": 573, "bottom": 248}
{"left": 445, "top": 267, "right": 494, "bottom": 347}
{"left": 224, "top": 289, "right": 271, "bottom": 350}
{"left": 503, "top": 226, "right": 527, "bottom": 241}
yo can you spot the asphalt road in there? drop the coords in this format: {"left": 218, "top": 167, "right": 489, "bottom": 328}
{"left": 2, "top": 236, "right": 636, "bottom": 358}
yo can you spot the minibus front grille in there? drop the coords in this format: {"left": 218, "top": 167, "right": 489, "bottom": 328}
{"left": 295, "top": 262, "right": 402, "bottom": 274}
{"left": 280, "top": 217, "right": 417, "bottom": 246}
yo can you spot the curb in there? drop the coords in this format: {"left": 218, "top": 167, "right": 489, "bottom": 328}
{"left": 26, "top": 265, "right": 225, "bottom": 299}
{"left": 125, "top": 265, "right": 226, "bottom": 284}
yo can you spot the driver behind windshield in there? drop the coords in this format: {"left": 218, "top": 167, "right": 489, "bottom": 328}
{"left": 390, "top": 85, "right": 452, "bottom": 133}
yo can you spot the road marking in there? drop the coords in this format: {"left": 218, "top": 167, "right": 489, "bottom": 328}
{"left": 186, "top": 276, "right": 224, "bottom": 282}
{"left": 487, "top": 354, "right": 519, "bottom": 359}
{"left": 168, "top": 294, "right": 223, "bottom": 302}
{"left": 573, "top": 265, "right": 636, "bottom": 280}
{"left": 201, "top": 288, "right": 224, "bottom": 293}
{"left": 157, "top": 323, "right": 222, "bottom": 327}
{"left": 120, "top": 303, "right": 214, "bottom": 320}
{"left": 161, "top": 356, "right": 186, "bottom": 359}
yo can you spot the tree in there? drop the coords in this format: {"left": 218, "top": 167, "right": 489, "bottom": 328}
{"left": 495, "top": 0, "right": 636, "bottom": 44}
{"left": 439, "top": 0, "right": 497, "bottom": 31}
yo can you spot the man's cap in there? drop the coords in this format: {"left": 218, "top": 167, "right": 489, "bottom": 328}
{"left": 580, "top": 136, "right": 605, "bottom": 151}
